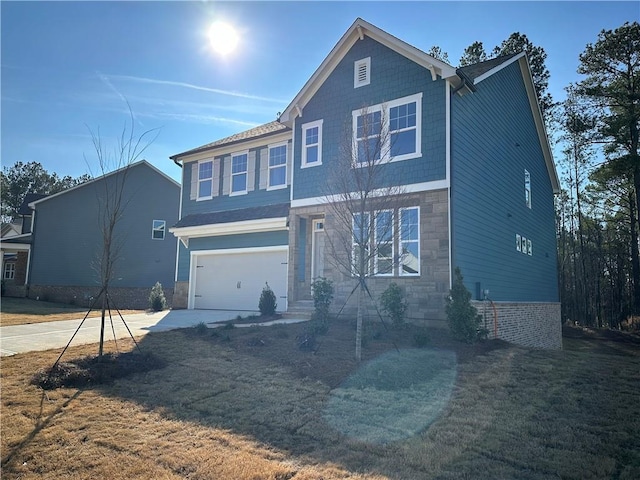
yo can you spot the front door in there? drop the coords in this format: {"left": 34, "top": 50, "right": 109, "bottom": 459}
{"left": 311, "top": 218, "right": 325, "bottom": 285}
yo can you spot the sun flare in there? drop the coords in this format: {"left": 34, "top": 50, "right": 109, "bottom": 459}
{"left": 208, "top": 21, "right": 239, "bottom": 56}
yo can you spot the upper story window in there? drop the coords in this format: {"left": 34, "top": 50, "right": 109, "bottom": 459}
{"left": 354, "top": 57, "right": 371, "bottom": 88}
{"left": 302, "top": 120, "right": 323, "bottom": 167}
{"left": 525, "top": 169, "right": 532, "bottom": 208}
{"left": 400, "top": 207, "right": 420, "bottom": 276}
{"left": 152, "top": 220, "right": 166, "bottom": 240}
{"left": 353, "top": 93, "right": 422, "bottom": 165}
{"left": 355, "top": 108, "right": 383, "bottom": 165}
{"left": 231, "top": 152, "right": 248, "bottom": 194}
{"left": 198, "top": 160, "right": 213, "bottom": 199}
{"left": 268, "top": 143, "right": 287, "bottom": 189}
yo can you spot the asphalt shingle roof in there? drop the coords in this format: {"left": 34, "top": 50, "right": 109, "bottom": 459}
{"left": 173, "top": 203, "right": 290, "bottom": 229}
{"left": 457, "top": 53, "right": 520, "bottom": 82}
{"left": 171, "top": 121, "right": 290, "bottom": 159}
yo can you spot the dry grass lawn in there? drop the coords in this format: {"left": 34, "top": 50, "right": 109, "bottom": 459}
{"left": 0, "top": 297, "right": 143, "bottom": 326}
{"left": 2, "top": 319, "right": 639, "bottom": 479}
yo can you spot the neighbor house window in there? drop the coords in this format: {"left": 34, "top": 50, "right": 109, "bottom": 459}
{"left": 301, "top": 120, "right": 323, "bottom": 167}
{"left": 198, "top": 160, "right": 213, "bottom": 199}
{"left": 375, "top": 210, "right": 394, "bottom": 275}
{"left": 354, "top": 57, "right": 371, "bottom": 88}
{"left": 231, "top": 152, "right": 248, "bottom": 194}
{"left": 525, "top": 169, "right": 532, "bottom": 208}
{"left": 268, "top": 143, "right": 287, "bottom": 189}
{"left": 353, "top": 93, "right": 422, "bottom": 165}
{"left": 352, "top": 212, "right": 371, "bottom": 276}
{"left": 152, "top": 220, "right": 166, "bottom": 240}
{"left": 3, "top": 262, "right": 15, "bottom": 280}
{"left": 400, "top": 207, "right": 420, "bottom": 275}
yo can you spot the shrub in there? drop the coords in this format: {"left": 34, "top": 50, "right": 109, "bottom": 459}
{"left": 192, "top": 321, "right": 208, "bottom": 336}
{"left": 311, "top": 277, "right": 334, "bottom": 333}
{"left": 446, "top": 268, "right": 482, "bottom": 343}
{"left": 413, "top": 327, "right": 430, "bottom": 347}
{"left": 380, "top": 282, "right": 407, "bottom": 328}
{"left": 149, "top": 282, "right": 167, "bottom": 311}
{"left": 258, "top": 282, "right": 277, "bottom": 316}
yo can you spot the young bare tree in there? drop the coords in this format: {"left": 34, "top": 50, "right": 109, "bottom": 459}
{"left": 86, "top": 111, "right": 160, "bottom": 358}
{"left": 323, "top": 105, "right": 408, "bottom": 361}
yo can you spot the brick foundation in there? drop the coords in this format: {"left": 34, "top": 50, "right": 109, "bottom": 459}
{"left": 27, "top": 285, "right": 174, "bottom": 310}
{"left": 473, "top": 300, "right": 562, "bottom": 349}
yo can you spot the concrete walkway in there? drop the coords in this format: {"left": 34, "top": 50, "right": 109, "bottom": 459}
{"left": 0, "top": 309, "right": 308, "bottom": 357}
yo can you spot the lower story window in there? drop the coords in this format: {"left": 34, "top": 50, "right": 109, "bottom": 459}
{"left": 400, "top": 207, "right": 420, "bottom": 275}
{"left": 3, "top": 262, "right": 15, "bottom": 280}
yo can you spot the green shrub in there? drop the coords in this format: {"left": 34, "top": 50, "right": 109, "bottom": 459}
{"left": 192, "top": 321, "right": 208, "bottom": 336}
{"left": 446, "top": 268, "right": 482, "bottom": 343}
{"left": 380, "top": 282, "right": 407, "bottom": 328}
{"left": 149, "top": 281, "right": 167, "bottom": 311}
{"left": 311, "top": 277, "right": 334, "bottom": 333}
{"left": 258, "top": 282, "right": 277, "bottom": 316}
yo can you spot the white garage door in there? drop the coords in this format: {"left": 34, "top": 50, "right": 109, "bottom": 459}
{"left": 192, "top": 248, "right": 288, "bottom": 311}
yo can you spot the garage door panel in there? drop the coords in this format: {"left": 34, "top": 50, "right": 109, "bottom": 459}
{"left": 193, "top": 249, "right": 287, "bottom": 311}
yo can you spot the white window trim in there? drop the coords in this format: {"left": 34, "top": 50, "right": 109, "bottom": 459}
{"left": 525, "top": 169, "right": 532, "bottom": 209}
{"left": 152, "top": 220, "right": 166, "bottom": 240}
{"left": 197, "top": 159, "right": 213, "bottom": 201}
{"left": 399, "top": 206, "right": 420, "bottom": 276}
{"left": 4, "top": 262, "right": 15, "bottom": 280}
{"left": 352, "top": 211, "right": 371, "bottom": 277}
{"left": 374, "top": 210, "right": 394, "bottom": 276}
{"left": 301, "top": 119, "right": 323, "bottom": 168}
{"left": 230, "top": 150, "right": 249, "bottom": 196}
{"left": 354, "top": 57, "right": 371, "bottom": 88}
{"left": 267, "top": 142, "right": 288, "bottom": 191}
{"left": 352, "top": 92, "right": 422, "bottom": 166}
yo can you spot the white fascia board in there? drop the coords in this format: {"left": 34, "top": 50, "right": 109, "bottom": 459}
{"left": 290, "top": 179, "right": 450, "bottom": 208}
{"left": 190, "top": 245, "right": 288, "bottom": 257}
{"left": 169, "top": 216, "right": 288, "bottom": 239}
{"left": 280, "top": 18, "right": 458, "bottom": 125}
{"left": 473, "top": 52, "right": 525, "bottom": 85}
{"left": 0, "top": 241, "right": 31, "bottom": 251}
{"left": 176, "top": 131, "right": 292, "bottom": 165}
{"left": 517, "top": 56, "right": 560, "bottom": 194}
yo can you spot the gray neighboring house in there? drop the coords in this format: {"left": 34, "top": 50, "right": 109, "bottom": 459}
{"left": 4, "top": 160, "right": 180, "bottom": 309}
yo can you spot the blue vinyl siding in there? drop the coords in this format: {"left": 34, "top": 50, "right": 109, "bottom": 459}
{"left": 450, "top": 61, "right": 558, "bottom": 302}
{"left": 29, "top": 163, "right": 179, "bottom": 289}
{"left": 293, "top": 36, "right": 446, "bottom": 200}
{"left": 181, "top": 144, "right": 291, "bottom": 217}
{"left": 175, "top": 230, "right": 289, "bottom": 281}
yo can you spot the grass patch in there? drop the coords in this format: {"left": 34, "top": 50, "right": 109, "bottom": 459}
{"left": 0, "top": 297, "right": 143, "bottom": 326}
{"left": 1, "top": 321, "right": 639, "bottom": 479}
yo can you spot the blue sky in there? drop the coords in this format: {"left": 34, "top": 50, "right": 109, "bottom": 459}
{"left": 2, "top": 1, "right": 637, "bottom": 183}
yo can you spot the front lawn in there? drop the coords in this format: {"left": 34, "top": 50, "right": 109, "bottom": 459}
{"left": 1, "top": 320, "right": 639, "bottom": 479}
{"left": 0, "top": 297, "right": 143, "bottom": 326}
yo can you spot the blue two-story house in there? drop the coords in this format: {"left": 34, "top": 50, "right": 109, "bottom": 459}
{"left": 170, "top": 18, "right": 561, "bottom": 349}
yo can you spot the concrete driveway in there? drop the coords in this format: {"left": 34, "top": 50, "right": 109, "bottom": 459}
{"left": 0, "top": 309, "right": 307, "bottom": 357}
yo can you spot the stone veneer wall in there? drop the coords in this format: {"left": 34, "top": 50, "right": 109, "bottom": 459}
{"left": 473, "top": 300, "right": 562, "bottom": 349}
{"left": 27, "top": 285, "right": 174, "bottom": 310}
{"left": 289, "top": 190, "right": 450, "bottom": 321}
{"left": 172, "top": 281, "right": 189, "bottom": 309}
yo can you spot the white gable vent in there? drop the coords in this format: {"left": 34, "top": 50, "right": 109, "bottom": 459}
{"left": 354, "top": 57, "right": 371, "bottom": 88}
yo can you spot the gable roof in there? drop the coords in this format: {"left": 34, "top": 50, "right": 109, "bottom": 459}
{"left": 458, "top": 52, "right": 559, "bottom": 193}
{"left": 457, "top": 53, "right": 520, "bottom": 83}
{"left": 279, "top": 17, "right": 459, "bottom": 125}
{"left": 18, "top": 193, "right": 48, "bottom": 215}
{"left": 170, "top": 121, "right": 290, "bottom": 160}
{"left": 28, "top": 160, "right": 180, "bottom": 209}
